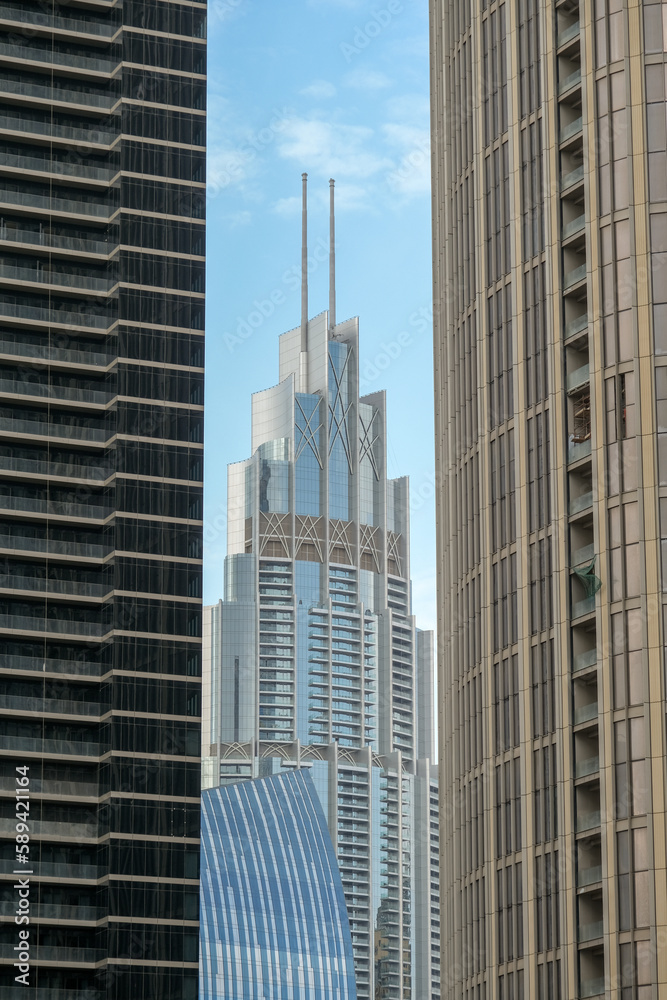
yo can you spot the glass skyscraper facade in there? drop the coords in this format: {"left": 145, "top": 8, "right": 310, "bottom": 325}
{"left": 200, "top": 769, "right": 357, "bottom": 1000}
{"left": 203, "top": 306, "right": 439, "bottom": 999}
{"left": 431, "top": 0, "right": 667, "bottom": 996}
{"left": 0, "top": 2, "right": 205, "bottom": 996}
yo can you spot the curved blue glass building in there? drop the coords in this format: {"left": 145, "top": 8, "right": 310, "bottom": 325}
{"left": 200, "top": 769, "right": 357, "bottom": 1000}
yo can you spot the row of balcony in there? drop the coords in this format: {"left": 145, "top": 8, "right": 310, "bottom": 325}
{"left": 0, "top": 74, "right": 117, "bottom": 112}
{"left": 0, "top": 224, "right": 114, "bottom": 258}
{"left": 0, "top": 300, "right": 115, "bottom": 332}
{"left": 0, "top": 3, "right": 119, "bottom": 38}
{"left": 0, "top": 613, "right": 108, "bottom": 638}
{"left": 0, "top": 654, "right": 104, "bottom": 675}
{"left": 0, "top": 112, "right": 116, "bottom": 147}
{"left": 0, "top": 39, "right": 117, "bottom": 75}
{"left": 0, "top": 692, "right": 101, "bottom": 716}
{"left": 0, "top": 943, "right": 105, "bottom": 964}
{"left": 0, "top": 734, "right": 105, "bottom": 756}
{"left": 555, "top": 8, "right": 608, "bottom": 996}
{"left": 0, "top": 901, "right": 105, "bottom": 921}
{"left": 0, "top": 376, "right": 113, "bottom": 408}
{"left": 0, "top": 494, "right": 111, "bottom": 522}
{"left": 0, "top": 414, "right": 109, "bottom": 444}
{"left": 0, "top": 263, "right": 113, "bottom": 296}
{"left": 0, "top": 337, "right": 112, "bottom": 368}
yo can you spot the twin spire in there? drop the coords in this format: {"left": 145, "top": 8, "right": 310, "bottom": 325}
{"left": 300, "top": 172, "right": 336, "bottom": 354}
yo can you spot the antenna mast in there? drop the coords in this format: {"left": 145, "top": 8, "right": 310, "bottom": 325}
{"left": 300, "top": 172, "right": 308, "bottom": 352}
{"left": 329, "top": 178, "right": 336, "bottom": 336}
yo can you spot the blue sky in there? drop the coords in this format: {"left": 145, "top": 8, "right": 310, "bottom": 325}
{"left": 204, "top": 0, "right": 436, "bottom": 630}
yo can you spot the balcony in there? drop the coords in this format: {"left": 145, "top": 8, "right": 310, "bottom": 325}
{"left": 573, "top": 647, "right": 597, "bottom": 673}
{"left": 0, "top": 901, "right": 104, "bottom": 921}
{"left": 577, "top": 865, "right": 603, "bottom": 888}
{"left": 0, "top": 496, "right": 110, "bottom": 521}
{"left": 557, "top": 21, "right": 581, "bottom": 47}
{"left": 17, "top": 777, "right": 99, "bottom": 796}
{"left": 0, "top": 339, "right": 112, "bottom": 369}
{"left": 0, "top": 263, "right": 113, "bottom": 294}
{"left": 0, "top": 735, "right": 104, "bottom": 756}
{"left": 0, "top": 74, "right": 116, "bottom": 111}
{"left": 576, "top": 809, "right": 601, "bottom": 833}
{"left": 572, "top": 594, "right": 595, "bottom": 618}
{"left": 568, "top": 439, "right": 592, "bottom": 464}
{"left": 0, "top": 186, "right": 110, "bottom": 220}
{"left": 574, "top": 702, "right": 598, "bottom": 726}
{"left": 575, "top": 755, "right": 600, "bottom": 778}
{"left": 0, "top": 415, "right": 109, "bottom": 444}
{"left": 0, "top": 225, "right": 114, "bottom": 257}
{"left": 0, "top": 612, "right": 107, "bottom": 638}
{"left": 0, "top": 693, "right": 101, "bottom": 717}
{"left": 0, "top": 300, "right": 114, "bottom": 332}
{"left": 0, "top": 39, "right": 117, "bottom": 75}
{"left": 0, "top": 654, "right": 103, "bottom": 675}
{"left": 569, "top": 491, "right": 593, "bottom": 515}
{"left": 578, "top": 920, "right": 604, "bottom": 943}
{"left": 565, "top": 313, "right": 588, "bottom": 340}
{"left": 579, "top": 979, "right": 605, "bottom": 999}
{"left": 564, "top": 263, "right": 587, "bottom": 290}
{"left": 560, "top": 115, "right": 583, "bottom": 144}
{"left": 559, "top": 69, "right": 582, "bottom": 95}
{"left": 0, "top": 4, "right": 118, "bottom": 38}
{"left": 561, "top": 164, "right": 585, "bottom": 191}
{"left": 0, "top": 150, "right": 116, "bottom": 184}
{"left": 0, "top": 113, "right": 116, "bottom": 146}
{"left": 0, "top": 990, "right": 102, "bottom": 1000}
{"left": 0, "top": 858, "right": 100, "bottom": 879}
{"left": 563, "top": 214, "right": 586, "bottom": 240}
{"left": 0, "top": 944, "right": 105, "bottom": 964}
{"left": 572, "top": 541, "right": 595, "bottom": 567}
{"left": 0, "top": 377, "right": 113, "bottom": 407}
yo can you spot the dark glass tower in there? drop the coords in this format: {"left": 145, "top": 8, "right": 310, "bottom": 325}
{"left": 0, "top": 3, "right": 205, "bottom": 997}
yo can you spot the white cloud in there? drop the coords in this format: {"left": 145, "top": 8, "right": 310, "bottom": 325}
{"left": 306, "top": 0, "right": 365, "bottom": 6}
{"left": 227, "top": 210, "right": 253, "bottom": 227}
{"left": 384, "top": 93, "right": 430, "bottom": 123}
{"left": 272, "top": 182, "right": 369, "bottom": 215}
{"left": 343, "top": 68, "right": 392, "bottom": 91}
{"left": 331, "top": 183, "right": 371, "bottom": 211}
{"left": 207, "top": 147, "right": 251, "bottom": 191}
{"left": 272, "top": 195, "right": 302, "bottom": 216}
{"left": 205, "top": 89, "right": 297, "bottom": 199}
{"left": 299, "top": 79, "right": 337, "bottom": 100}
{"left": 381, "top": 118, "right": 431, "bottom": 198}
{"left": 383, "top": 122, "right": 429, "bottom": 150}
{"left": 277, "top": 117, "right": 392, "bottom": 180}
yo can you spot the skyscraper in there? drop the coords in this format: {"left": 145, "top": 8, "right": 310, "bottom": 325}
{"left": 431, "top": 0, "right": 667, "bottom": 997}
{"left": 200, "top": 770, "right": 358, "bottom": 1000}
{"left": 0, "top": 3, "right": 205, "bottom": 996}
{"left": 202, "top": 178, "right": 439, "bottom": 1000}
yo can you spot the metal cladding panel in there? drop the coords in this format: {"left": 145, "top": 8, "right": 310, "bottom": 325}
{"left": 200, "top": 769, "right": 358, "bottom": 1000}
{"left": 279, "top": 324, "right": 302, "bottom": 384}
{"left": 226, "top": 458, "right": 251, "bottom": 555}
{"left": 251, "top": 374, "right": 295, "bottom": 454}
{"left": 305, "top": 311, "right": 330, "bottom": 395}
